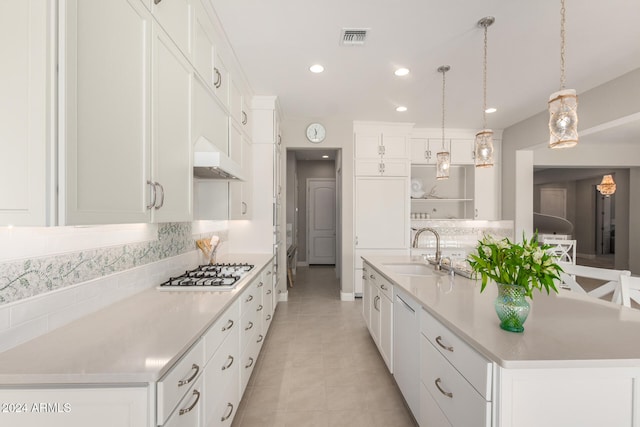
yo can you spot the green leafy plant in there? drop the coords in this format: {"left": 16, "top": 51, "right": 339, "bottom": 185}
{"left": 467, "top": 233, "right": 563, "bottom": 298}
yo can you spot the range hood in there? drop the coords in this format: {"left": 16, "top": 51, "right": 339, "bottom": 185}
{"left": 193, "top": 136, "right": 245, "bottom": 181}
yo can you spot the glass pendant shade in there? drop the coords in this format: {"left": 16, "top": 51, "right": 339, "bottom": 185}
{"left": 597, "top": 175, "right": 616, "bottom": 196}
{"left": 548, "top": 89, "right": 578, "bottom": 149}
{"left": 436, "top": 151, "right": 450, "bottom": 180}
{"left": 474, "top": 129, "right": 494, "bottom": 167}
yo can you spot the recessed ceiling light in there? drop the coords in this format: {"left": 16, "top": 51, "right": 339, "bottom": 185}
{"left": 485, "top": 107, "right": 497, "bottom": 114}
{"left": 322, "top": 155, "right": 329, "bottom": 159}
{"left": 396, "top": 106, "right": 408, "bottom": 112}
{"left": 394, "top": 68, "right": 410, "bottom": 77}
{"left": 309, "top": 64, "right": 324, "bottom": 73}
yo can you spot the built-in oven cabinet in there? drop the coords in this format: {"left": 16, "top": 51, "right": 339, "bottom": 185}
{"left": 0, "top": 0, "right": 55, "bottom": 226}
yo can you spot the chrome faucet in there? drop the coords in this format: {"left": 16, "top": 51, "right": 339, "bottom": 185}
{"left": 412, "top": 227, "right": 442, "bottom": 269}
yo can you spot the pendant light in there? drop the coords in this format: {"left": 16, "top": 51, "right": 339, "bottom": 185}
{"left": 548, "top": 0, "right": 578, "bottom": 148}
{"left": 475, "top": 16, "right": 495, "bottom": 168}
{"left": 597, "top": 175, "right": 616, "bottom": 196}
{"left": 436, "top": 65, "right": 451, "bottom": 180}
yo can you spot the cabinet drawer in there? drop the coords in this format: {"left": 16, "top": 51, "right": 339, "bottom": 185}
{"left": 240, "top": 304, "right": 259, "bottom": 354}
{"left": 212, "top": 377, "right": 240, "bottom": 427}
{"left": 420, "top": 308, "right": 492, "bottom": 399}
{"left": 157, "top": 339, "right": 205, "bottom": 425}
{"left": 240, "top": 334, "right": 260, "bottom": 393}
{"left": 241, "top": 280, "right": 261, "bottom": 316}
{"left": 164, "top": 375, "right": 203, "bottom": 427}
{"left": 421, "top": 338, "right": 491, "bottom": 427}
{"left": 204, "top": 299, "right": 240, "bottom": 362}
{"left": 151, "top": 0, "right": 192, "bottom": 56}
{"left": 420, "top": 382, "right": 453, "bottom": 427}
{"left": 206, "top": 323, "right": 240, "bottom": 396}
{"left": 377, "top": 276, "right": 393, "bottom": 300}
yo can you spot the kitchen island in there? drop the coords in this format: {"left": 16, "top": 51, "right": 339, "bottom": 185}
{"left": 0, "top": 253, "right": 274, "bottom": 427}
{"left": 363, "top": 255, "right": 640, "bottom": 427}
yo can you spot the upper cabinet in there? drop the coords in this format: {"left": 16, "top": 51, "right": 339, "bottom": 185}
{"left": 151, "top": 0, "right": 193, "bottom": 58}
{"left": 150, "top": 23, "right": 193, "bottom": 223}
{"left": 0, "top": 0, "right": 54, "bottom": 226}
{"left": 354, "top": 123, "right": 412, "bottom": 177}
{"left": 61, "top": 0, "right": 154, "bottom": 225}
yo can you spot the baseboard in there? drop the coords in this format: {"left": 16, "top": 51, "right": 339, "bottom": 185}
{"left": 340, "top": 291, "right": 355, "bottom": 301}
{"left": 297, "top": 261, "right": 309, "bottom": 267}
{"left": 278, "top": 291, "right": 288, "bottom": 302}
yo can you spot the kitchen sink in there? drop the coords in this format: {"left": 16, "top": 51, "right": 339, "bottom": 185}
{"left": 382, "top": 263, "right": 436, "bottom": 276}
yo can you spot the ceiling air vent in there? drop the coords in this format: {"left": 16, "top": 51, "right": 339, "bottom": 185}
{"left": 341, "top": 28, "right": 368, "bottom": 46}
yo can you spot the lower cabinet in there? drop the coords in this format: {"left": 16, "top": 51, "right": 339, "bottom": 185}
{"left": 393, "top": 289, "right": 420, "bottom": 418}
{"left": 0, "top": 386, "right": 149, "bottom": 427}
{"left": 0, "top": 263, "right": 276, "bottom": 427}
{"left": 420, "top": 308, "right": 492, "bottom": 427}
{"left": 362, "top": 262, "right": 393, "bottom": 373}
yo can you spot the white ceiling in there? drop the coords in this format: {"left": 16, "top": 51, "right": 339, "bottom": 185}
{"left": 211, "top": 0, "right": 640, "bottom": 131}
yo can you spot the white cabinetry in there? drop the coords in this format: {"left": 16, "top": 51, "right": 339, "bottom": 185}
{"left": 61, "top": 0, "right": 153, "bottom": 224}
{"left": 151, "top": 23, "right": 193, "bottom": 222}
{"left": 420, "top": 308, "right": 492, "bottom": 427}
{"left": 393, "top": 289, "right": 420, "bottom": 418}
{"left": 410, "top": 138, "right": 439, "bottom": 165}
{"left": 355, "top": 133, "right": 409, "bottom": 176}
{"left": 0, "top": 387, "right": 149, "bottom": 427}
{"left": 151, "top": 0, "right": 193, "bottom": 58}
{"left": 355, "top": 177, "right": 409, "bottom": 249}
{"left": 61, "top": 1, "right": 192, "bottom": 225}
{"left": 0, "top": 0, "right": 54, "bottom": 226}
{"left": 449, "top": 139, "right": 475, "bottom": 165}
{"left": 362, "top": 263, "right": 393, "bottom": 373}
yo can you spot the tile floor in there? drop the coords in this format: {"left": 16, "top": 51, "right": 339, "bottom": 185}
{"left": 231, "top": 265, "right": 418, "bottom": 427}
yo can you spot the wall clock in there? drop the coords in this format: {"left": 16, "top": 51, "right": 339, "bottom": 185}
{"left": 306, "top": 123, "right": 326, "bottom": 143}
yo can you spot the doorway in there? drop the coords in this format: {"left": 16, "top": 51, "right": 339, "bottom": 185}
{"left": 307, "top": 178, "right": 336, "bottom": 264}
{"left": 595, "top": 189, "right": 615, "bottom": 256}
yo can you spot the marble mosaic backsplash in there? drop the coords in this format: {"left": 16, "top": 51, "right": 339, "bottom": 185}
{"left": 0, "top": 223, "right": 224, "bottom": 305}
{"left": 410, "top": 219, "right": 514, "bottom": 255}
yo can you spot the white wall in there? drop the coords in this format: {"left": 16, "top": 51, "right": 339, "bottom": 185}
{"left": 502, "top": 68, "right": 640, "bottom": 273}
{"left": 281, "top": 118, "right": 355, "bottom": 293}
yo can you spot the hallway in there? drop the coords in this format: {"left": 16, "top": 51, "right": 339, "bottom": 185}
{"left": 231, "top": 266, "right": 417, "bottom": 427}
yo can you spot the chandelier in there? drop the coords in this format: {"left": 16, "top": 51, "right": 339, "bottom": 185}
{"left": 548, "top": 0, "right": 578, "bottom": 148}
{"left": 597, "top": 175, "right": 616, "bottom": 196}
{"left": 474, "top": 16, "right": 495, "bottom": 168}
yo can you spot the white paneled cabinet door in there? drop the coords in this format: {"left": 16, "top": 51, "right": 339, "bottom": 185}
{"left": 0, "top": 0, "right": 52, "bottom": 226}
{"left": 151, "top": 0, "right": 192, "bottom": 58}
{"left": 450, "top": 139, "right": 475, "bottom": 165}
{"left": 474, "top": 165, "right": 498, "bottom": 220}
{"left": 151, "top": 24, "right": 193, "bottom": 222}
{"left": 355, "top": 177, "right": 409, "bottom": 249}
{"left": 62, "top": 0, "right": 152, "bottom": 225}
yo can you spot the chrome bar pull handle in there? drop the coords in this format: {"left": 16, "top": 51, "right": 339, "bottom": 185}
{"left": 178, "top": 364, "right": 200, "bottom": 387}
{"left": 221, "top": 355, "right": 234, "bottom": 371}
{"left": 221, "top": 403, "right": 234, "bottom": 422}
{"left": 245, "top": 321, "right": 253, "bottom": 331}
{"left": 257, "top": 334, "right": 264, "bottom": 343}
{"left": 245, "top": 357, "right": 254, "bottom": 369}
{"left": 179, "top": 389, "right": 201, "bottom": 415}
{"left": 214, "top": 68, "right": 222, "bottom": 88}
{"left": 155, "top": 182, "right": 165, "bottom": 209}
{"left": 435, "top": 335, "right": 454, "bottom": 352}
{"left": 257, "top": 304, "right": 263, "bottom": 312}
{"left": 435, "top": 378, "right": 453, "bottom": 398}
{"left": 221, "top": 319, "right": 234, "bottom": 331}
{"left": 147, "top": 180, "right": 156, "bottom": 210}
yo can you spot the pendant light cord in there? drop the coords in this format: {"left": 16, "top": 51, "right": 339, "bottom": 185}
{"left": 560, "top": 0, "right": 567, "bottom": 90}
{"left": 482, "top": 22, "right": 488, "bottom": 130}
{"left": 441, "top": 68, "right": 446, "bottom": 150}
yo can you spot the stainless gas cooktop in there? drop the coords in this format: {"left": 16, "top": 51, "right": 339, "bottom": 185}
{"left": 157, "top": 263, "right": 254, "bottom": 291}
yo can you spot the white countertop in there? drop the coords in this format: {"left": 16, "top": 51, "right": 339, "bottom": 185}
{"left": 365, "top": 255, "right": 640, "bottom": 369}
{"left": 0, "top": 253, "right": 273, "bottom": 385}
